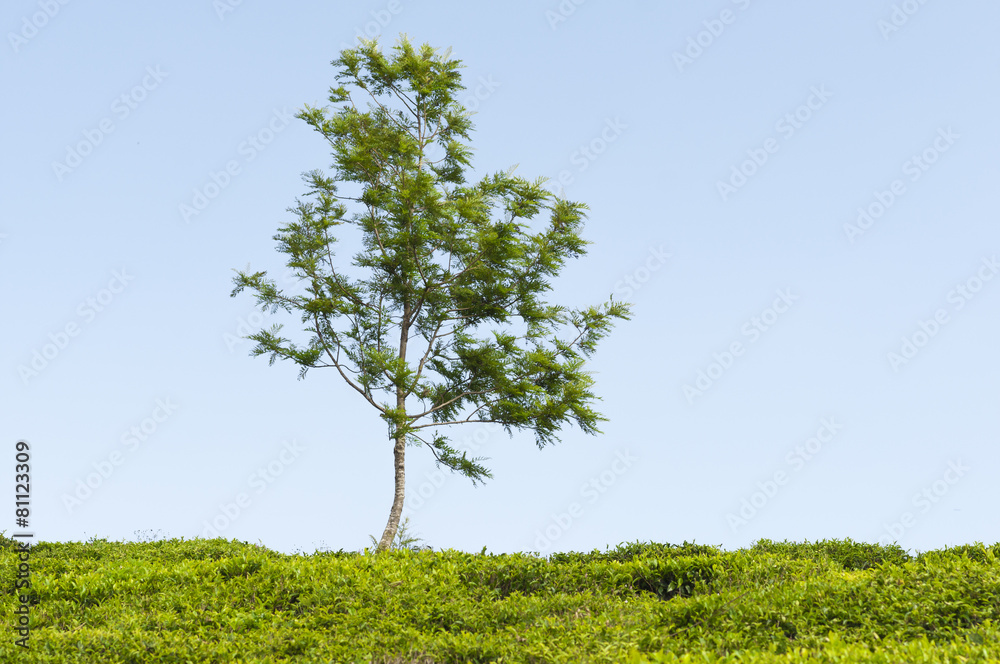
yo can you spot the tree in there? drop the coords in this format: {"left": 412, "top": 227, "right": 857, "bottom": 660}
{"left": 231, "top": 35, "right": 631, "bottom": 552}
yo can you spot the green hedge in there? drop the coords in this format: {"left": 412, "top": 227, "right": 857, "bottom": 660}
{"left": 1, "top": 537, "right": 997, "bottom": 663}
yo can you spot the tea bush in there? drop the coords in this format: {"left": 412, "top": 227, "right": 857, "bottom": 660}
{"left": 1, "top": 536, "right": 997, "bottom": 663}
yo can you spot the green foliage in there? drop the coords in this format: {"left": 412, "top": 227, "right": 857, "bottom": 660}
{"left": 748, "top": 537, "right": 912, "bottom": 570}
{"left": 2, "top": 537, "right": 998, "bottom": 662}
{"left": 915, "top": 542, "right": 998, "bottom": 565}
{"left": 0, "top": 530, "right": 20, "bottom": 551}
{"left": 549, "top": 539, "right": 724, "bottom": 564}
{"left": 624, "top": 625, "right": 1000, "bottom": 663}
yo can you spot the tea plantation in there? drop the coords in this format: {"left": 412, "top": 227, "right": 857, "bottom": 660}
{"left": 2, "top": 534, "right": 998, "bottom": 662}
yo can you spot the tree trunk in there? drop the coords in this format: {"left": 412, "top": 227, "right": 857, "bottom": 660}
{"left": 377, "top": 304, "right": 411, "bottom": 551}
{"left": 377, "top": 431, "right": 406, "bottom": 551}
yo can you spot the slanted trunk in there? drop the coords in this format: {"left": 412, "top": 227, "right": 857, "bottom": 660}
{"left": 377, "top": 304, "right": 411, "bottom": 551}
{"left": 377, "top": 431, "right": 406, "bottom": 551}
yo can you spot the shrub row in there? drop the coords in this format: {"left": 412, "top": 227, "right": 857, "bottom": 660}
{"left": 0, "top": 536, "right": 996, "bottom": 663}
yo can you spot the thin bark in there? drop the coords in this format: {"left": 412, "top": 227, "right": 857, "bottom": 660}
{"left": 377, "top": 302, "right": 412, "bottom": 551}
{"left": 376, "top": 431, "right": 406, "bottom": 551}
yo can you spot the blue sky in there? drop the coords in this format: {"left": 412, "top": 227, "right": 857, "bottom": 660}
{"left": 3, "top": 0, "right": 998, "bottom": 556}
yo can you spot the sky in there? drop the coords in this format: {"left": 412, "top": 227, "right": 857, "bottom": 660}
{"left": 2, "top": 0, "right": 998, "bottom": 557}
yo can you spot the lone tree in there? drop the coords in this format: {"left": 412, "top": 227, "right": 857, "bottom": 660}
{"left": 231, "top": 36, "right": 631, "bottom": 552}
